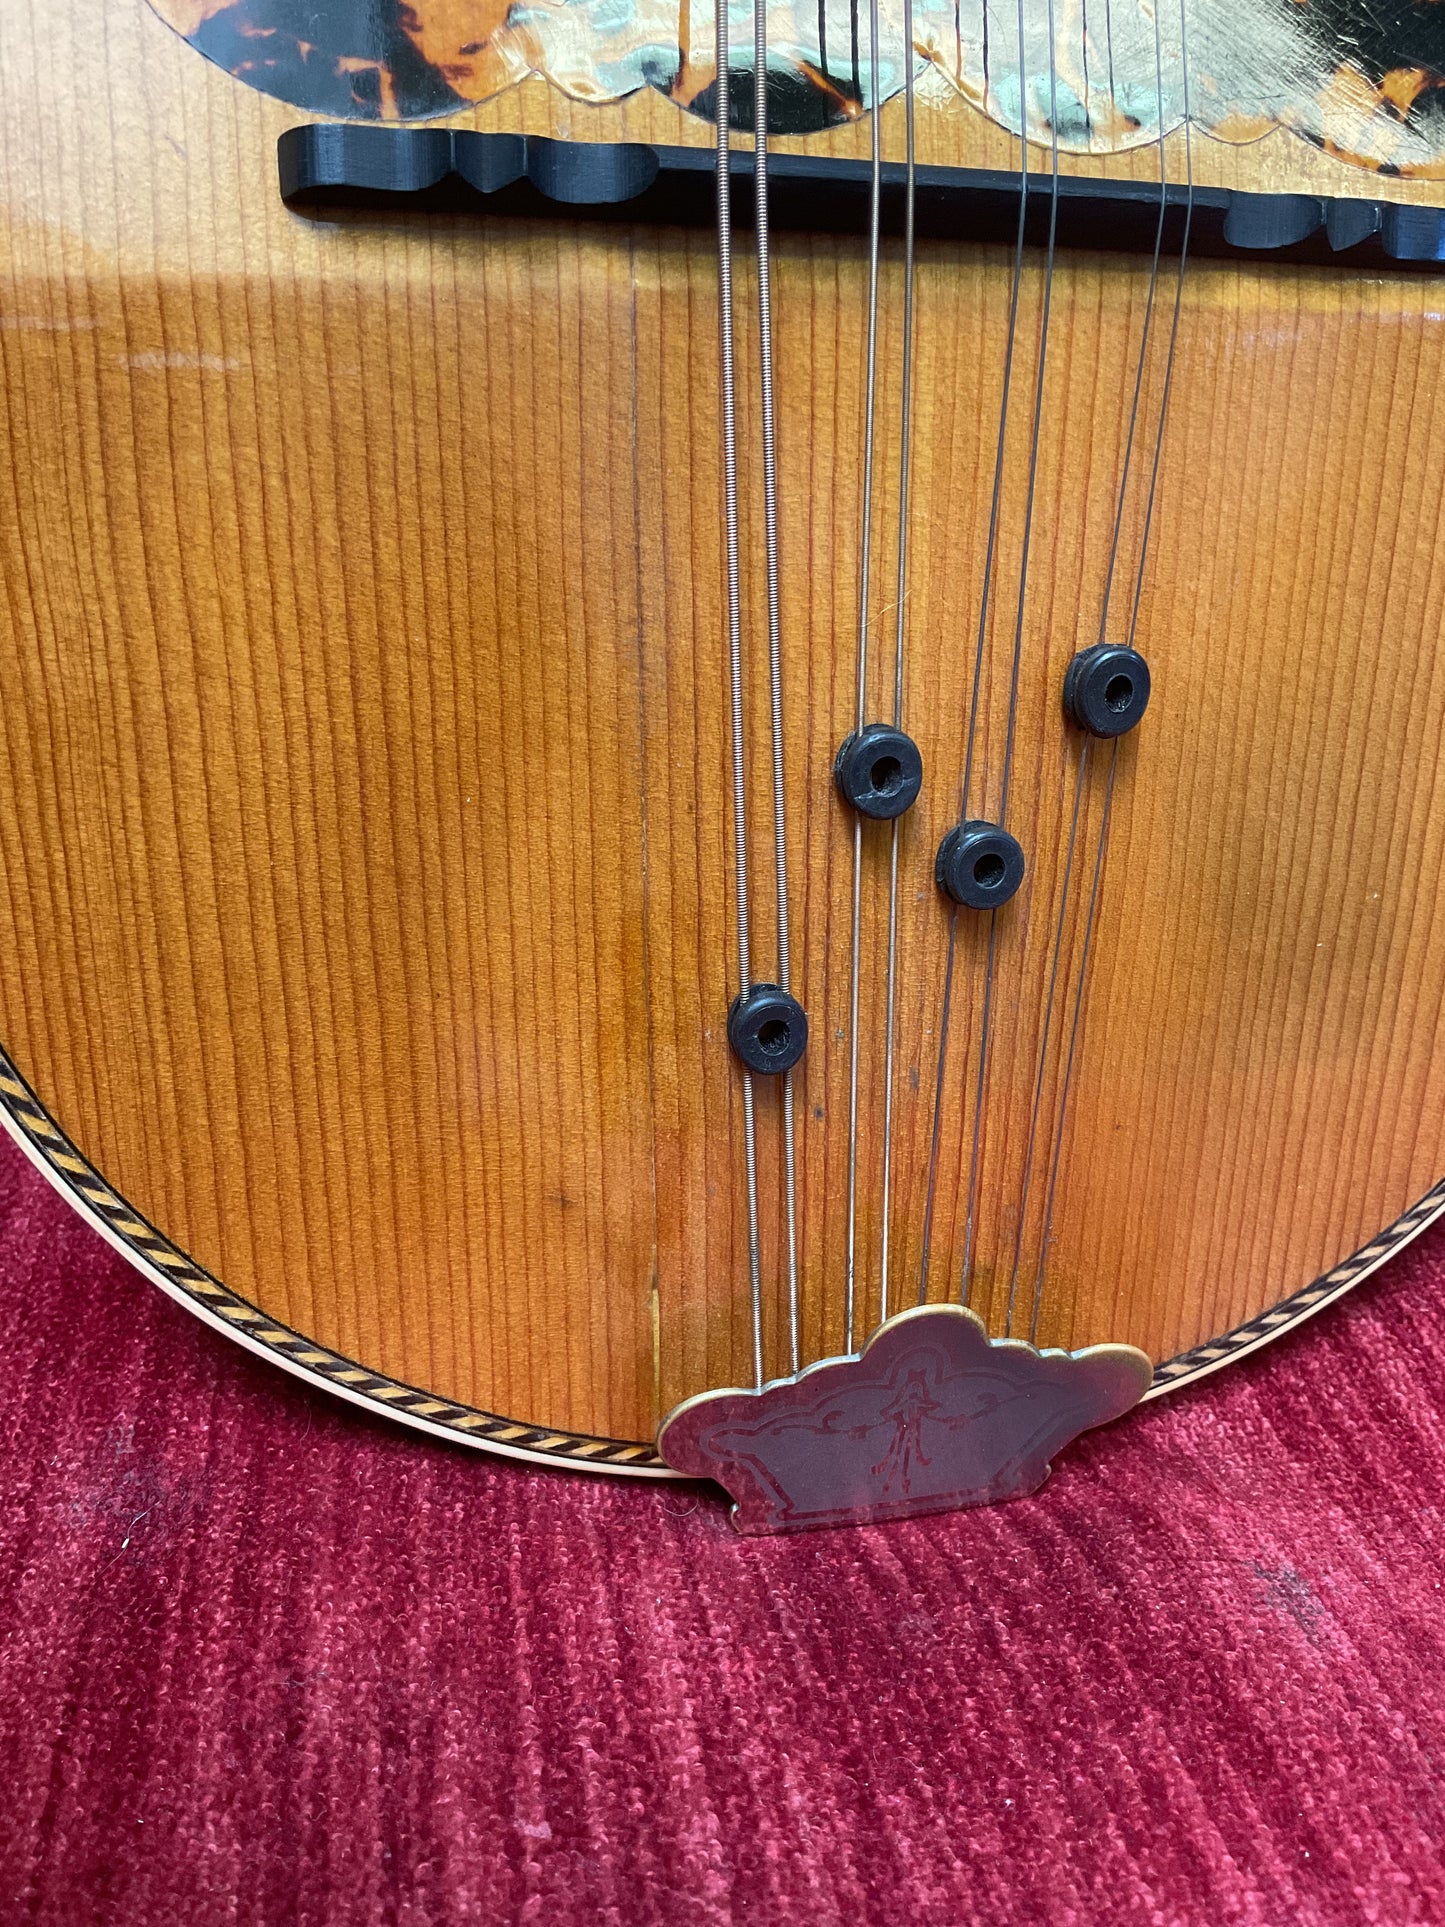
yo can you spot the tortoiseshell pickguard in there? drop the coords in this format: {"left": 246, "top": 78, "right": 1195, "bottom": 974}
{"left": 146, "top": 0, "right": 1445, "bottom": 174}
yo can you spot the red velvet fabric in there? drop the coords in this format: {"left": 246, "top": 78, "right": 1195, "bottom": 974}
{"left": 3, "top": 1130, "right": 1445, "bottom": 1925}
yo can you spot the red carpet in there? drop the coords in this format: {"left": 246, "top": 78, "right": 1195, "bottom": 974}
{"left": 2, "top": 1132, "right": 1445, "bottom": 1925}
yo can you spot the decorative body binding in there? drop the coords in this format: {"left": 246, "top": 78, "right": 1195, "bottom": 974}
{"left": 657, "top": 1305, "right": 1153, "bottom": 1534}
{"left": 3, "top": 1031, "right": 1445, "bottom": 1480}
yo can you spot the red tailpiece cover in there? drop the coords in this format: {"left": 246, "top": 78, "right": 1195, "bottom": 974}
{"left": 656, "top": 1305, "right": 1153, "bottom": 1535}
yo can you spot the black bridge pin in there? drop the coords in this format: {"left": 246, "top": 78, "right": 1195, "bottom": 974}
{"left": 935, "top": 822, "right": 1026, "bottom": 911}
{"left": 1062, "top": 644, "right": 1151, "bottom": 738}
{"left": 834, "top": 724, "right": 924, "bottom": 820}
{"left": 727, "top": 984, "right": 809, "bottom": 1076}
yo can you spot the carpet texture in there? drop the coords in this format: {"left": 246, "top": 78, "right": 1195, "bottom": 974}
{"left": 3, "top": 1133, "right": 1445, "bottom": 1926}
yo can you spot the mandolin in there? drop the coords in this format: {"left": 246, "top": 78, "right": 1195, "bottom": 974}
{"left": 4, "top": 0, "right": 1445, "bottom": 1531}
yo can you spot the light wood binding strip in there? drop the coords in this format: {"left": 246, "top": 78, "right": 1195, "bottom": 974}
{"left": 2, "top": 0, "right": 1445, "bottom": 1443}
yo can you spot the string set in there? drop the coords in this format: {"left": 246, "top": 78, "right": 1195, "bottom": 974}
{"left": 844, "top": 0, "right": 919, "bottom": 1348}
{"left": 919, "top": 0, "right": 1036, "bottom": 1309}
{"left": 1027, "top": 3, "right": 1196, "bottom": 1342}
{"left": 716, "top": 0, "right": 801, "bottom": 1384}
{"left": 717, "top": 0, "right": 1195, "bottom": 1380}
{"left": 998, "top": 0, "right": 1193, "bottom": 1342}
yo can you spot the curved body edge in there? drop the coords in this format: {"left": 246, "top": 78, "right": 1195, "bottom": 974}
{"left": 0, "top": 1052, "right": 677, "bottom": 1477}
{"left": 4, "top": 1046, "right": 1441, "bottom": 1476}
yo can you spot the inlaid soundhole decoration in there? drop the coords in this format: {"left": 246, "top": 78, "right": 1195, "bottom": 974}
{"left": 147, "top": 0, "right": 1445, "bottom": 174}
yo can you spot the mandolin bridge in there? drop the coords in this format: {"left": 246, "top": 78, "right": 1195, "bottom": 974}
{"left": 278, "top": 123, "right": 1445, "bottom": 271}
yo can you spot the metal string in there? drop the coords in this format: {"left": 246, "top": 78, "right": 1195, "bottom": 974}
{"left": 714, "top": 0, "right": 766, "bottom": 1385}
{"left": 957, "top": 907, "right": 997, "bottom": 1307}
{"left": 877, "top": 0, "right": 918, "bottom": 1330}
{"left": 916, "top": 0, "right": 1030, "bottom": 1307}
{"left": 1006, "top": 0, "right": 1170, "bottom": 1337}
{"left": 995, "top": 0, "right": 1060, "bottom": 836}
{"left": 1127, "top": 12, "right": 1194, "bottom": 658}
{"left": 959, "top": 0, "right": 1060, "bottom": 1313}
{"left": 1029, "top": 0, "right": 1196, "bottom": 1342}
{"left": 916, "top": 906, "right": 957, "bottom": 1305}
{"left": 1030, "top": 744, "right": 1116, "bottom": 1341}
{"left": 753, "top": 0, "right": 802, "bottom": 1374}
{"left": 843, "top": 0, "right": 885, "bottom": 1354}
{"left": 845, "top": 846, "right": 863, "bottom": 1348}
{"left": 958, "top": 0, "right": 1031, "bottom": 842}
{"left": 1094, "top": 0, "right": 1170, "bottom": 653}
{"left": 1003, "top": 739, "right": 1088, "bottom": 1334}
